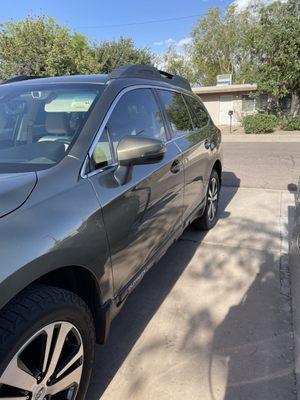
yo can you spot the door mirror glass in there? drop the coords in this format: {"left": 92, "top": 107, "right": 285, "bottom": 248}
{"left": 116, "top": 135, "right": 166, "bottom": 166}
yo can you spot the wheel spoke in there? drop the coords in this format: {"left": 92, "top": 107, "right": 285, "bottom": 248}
{"left": 47, "top": 365, "right": 82, "bottom": 396}
{"left": 56, "top": 342, "right": 83, "bottom": 379}
{"left": 46, "top": 323, "right": 72, "bottom": 379}
{"left": 211, "top": 203, "right": 216, "bottom": 219}
{"left": 42, "top": 324, "right": 55, "bottom": 373}
{"left": 208, "top": 202, "right": 213, "bottom": 220}
{"left": 0, "top": 357, "right": 36, "bottom": 392}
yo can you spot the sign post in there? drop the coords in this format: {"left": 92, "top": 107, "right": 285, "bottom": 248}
{"left": 228, "top": 110, "right": 233, "bottom": 133}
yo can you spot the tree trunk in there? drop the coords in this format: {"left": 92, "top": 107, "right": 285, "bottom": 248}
{"left": 291, "top": 93, "right": 299, "bottom": 116}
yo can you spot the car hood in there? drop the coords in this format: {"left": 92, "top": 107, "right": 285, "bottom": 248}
{"left": 0, "top": 172, "right": 37, "bottom": 218}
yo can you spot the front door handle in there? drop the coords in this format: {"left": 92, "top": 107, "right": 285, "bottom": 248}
{"left": 170, "top": 160, "right": 181, "bottom": 174}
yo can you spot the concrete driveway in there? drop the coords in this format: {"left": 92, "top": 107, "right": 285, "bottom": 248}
{"left": 87, "top": 134, "right": 298, "bottom": 400}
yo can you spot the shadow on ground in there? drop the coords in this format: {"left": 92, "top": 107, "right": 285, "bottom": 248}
{"left": 87, "top": 172, "right": 295, "bottom": 400}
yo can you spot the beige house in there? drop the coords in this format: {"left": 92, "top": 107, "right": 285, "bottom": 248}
{"left": 192, "top": 84, "right": 258, "bottom": 126}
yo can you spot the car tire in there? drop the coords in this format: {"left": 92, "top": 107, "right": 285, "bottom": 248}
{"left": 192, "top": 169, "right": 220, "bottom": 231}
{"left": 0, "top": 284, "right": 95, "bottom": 400}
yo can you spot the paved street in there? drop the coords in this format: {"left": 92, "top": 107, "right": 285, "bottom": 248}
{"left": 87, "top": 136, "right": 298, "bottom": 400}
{"left": 222, "top": 136, "right": 300, "bottom": 191}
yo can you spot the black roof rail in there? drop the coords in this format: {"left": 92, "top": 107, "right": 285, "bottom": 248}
{"left": 109, "top": 64, "right": 192, "bottom": 91}
{"left": 158, "top": 69, "right": 191, "bottom": 92}
{"left": 1, "top": 75, "right": 42, "bottom": 85}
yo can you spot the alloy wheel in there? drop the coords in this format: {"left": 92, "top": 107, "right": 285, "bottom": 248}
{"left": 207, "top": 176, "right": 218, "bottom": 222}
{"left": 0, "top": 321, "right": 83, "bottom": 400}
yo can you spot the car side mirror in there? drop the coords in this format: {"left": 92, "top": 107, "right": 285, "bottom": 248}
{"left": 116, "top": 136, "right": 166, "bottom": 166}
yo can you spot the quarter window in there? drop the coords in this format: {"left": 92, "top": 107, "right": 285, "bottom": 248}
{"left": 91, "top": 128, "right": 113, "bottom": 170}
{"left": 106, "top": 88, "right": 166, "bottom": 154}
{"left": 158, "top": 90, "right": 193, "bottom": 137}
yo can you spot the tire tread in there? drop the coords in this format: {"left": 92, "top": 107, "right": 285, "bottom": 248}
{"left": 0, "top": 284, "right": 94, "bottom": 362}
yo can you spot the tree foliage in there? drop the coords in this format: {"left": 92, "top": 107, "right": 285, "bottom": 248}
{"left": 243, "top": 0, "right": 300, "bottom": 113}
{"left": 94, "top": 37, "right": 152, "bottom": 74}
{"left": 0, "top": 16, "right": 153, "bottom": 80}
{"left": 170, "top": 0, "right": 300, "bottom": 112}
{"left": 158, "top": 44, "right": 196, "bottom": 84}
{"left": 0, "top": 17, "right": 98, "bottom": 78}
{"left": 190, "top": 5, "right": 252, "bottom": 86}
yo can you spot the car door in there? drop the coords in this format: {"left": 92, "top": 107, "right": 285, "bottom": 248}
{"left": 157, "top": 89, "right": 213, "bottom": 221}
{"left": 87, "top": 87, "right": 184, "bottom": 296}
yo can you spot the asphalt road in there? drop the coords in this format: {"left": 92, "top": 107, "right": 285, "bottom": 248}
{"left": 222, "top": 141, "right": 300, "bottom": 190}
{"left": 87, "top": 135, "right": 298, "bottom": 400}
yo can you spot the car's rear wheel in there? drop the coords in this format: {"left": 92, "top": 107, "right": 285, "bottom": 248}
{"left": 0, "top": 284, "right": 95, "bottom": 400}
{"left": 192, "top": 169, "right": 220, "bottom": 231}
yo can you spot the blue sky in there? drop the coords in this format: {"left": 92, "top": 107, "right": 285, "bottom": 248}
{"left": 0, "top": 0, "right": 236, "bottom": 53}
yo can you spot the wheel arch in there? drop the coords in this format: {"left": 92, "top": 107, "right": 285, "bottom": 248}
{"left": 1, "top": 265, "right": 111, "bottom": 344}
{"left": 35, "top": 265, "right": 111, "bottom": 344}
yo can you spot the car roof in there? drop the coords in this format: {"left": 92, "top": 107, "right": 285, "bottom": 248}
{"left": 0, "top": 65, "right": 193, "bottom": 93}
{"left": 1, "top": 74, "right": 109, "bottom": 86}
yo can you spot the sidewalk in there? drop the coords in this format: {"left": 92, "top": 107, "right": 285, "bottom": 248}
{"left": 87, "top": 187, "right": 296, "bottom": 400}
{"left": 219, "top": 125, "right": 300, "bottom": 136}
{"left": 222, "top": 133, "right": 300, "bottom": 143}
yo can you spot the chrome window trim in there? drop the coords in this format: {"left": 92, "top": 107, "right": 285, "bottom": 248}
{"left": 81, "top": 84, "right": 188, "bottom": 179}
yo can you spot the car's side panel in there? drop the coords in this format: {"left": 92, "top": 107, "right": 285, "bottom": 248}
{"left": 88, "top": 140, "right": 184, "bottom": 295}
{"left": 0, "top": 156, "right": 113, "bottom": 310}
{"left": 174, "top": 123, "right": 220, "bottom": 220}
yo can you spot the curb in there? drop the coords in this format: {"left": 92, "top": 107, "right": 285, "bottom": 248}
{"left": 290, "top": 180, "right": 300, "bottom": 399}
{"left": 222, "top": 134, "right": 300, "bottom": 143}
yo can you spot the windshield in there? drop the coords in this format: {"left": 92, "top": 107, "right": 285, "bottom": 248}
{"left": 0, "top": 83, "right": 103, "bottom": 173}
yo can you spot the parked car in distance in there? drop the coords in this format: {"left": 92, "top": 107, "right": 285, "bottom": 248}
{"left": 0, "top": 65, "right": 222, "bottom": 399}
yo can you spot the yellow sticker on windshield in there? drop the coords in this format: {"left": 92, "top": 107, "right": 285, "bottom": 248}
{"left": 70, "top": 98, "right": 94, "bottom": 111}
{"left": 45, "top": 93, "right": 97, "bottom": 113}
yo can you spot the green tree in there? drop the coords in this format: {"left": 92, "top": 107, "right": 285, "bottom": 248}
{"left": 190, "top": 5, "right": 252, "bottom": 85}
{"left": 93, "top": 37, "right": 153, "bottom": 74}
{"left": 0, "top": 17, "right": 153, "bottom": 80}
{"left": 0, "top": 16, "right": 98, "bottom": 79}
{"left": 242, "top": 0, "right": 300, "bottom": 114}
{"left": 158, "top": 44, "right": 197, "bottom": 84}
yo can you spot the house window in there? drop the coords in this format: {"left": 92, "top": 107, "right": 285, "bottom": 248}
{"left": 256, "top": 94, "right": 269, "bottom": 111}
{"left": 242, "top": 95, "right": 255, "bottom": 112}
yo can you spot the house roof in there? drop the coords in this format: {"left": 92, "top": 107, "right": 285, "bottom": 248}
{"left": 192, "top": 84, "right": 257, "bottom": 95}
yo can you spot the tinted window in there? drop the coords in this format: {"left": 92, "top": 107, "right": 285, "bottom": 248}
{"left": 0, "top": 84, "right": 102, "bottom": 173}
{"left": 158, "top": 90, "right": 193, "bottom": 137}
{"left": 187, "top": 96, "right": 209, "bottom": 128}
{"left": 107, "top": 89, "right": 166, "bottom": 153}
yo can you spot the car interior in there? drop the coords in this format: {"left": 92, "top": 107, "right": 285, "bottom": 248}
{"left": 0, "top": 89, "right": 97, "bottom": 167}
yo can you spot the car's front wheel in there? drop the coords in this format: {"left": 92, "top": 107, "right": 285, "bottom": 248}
{"left": 0, "top": 284, "right": 95, "bottom": 400}
{"left": 192, "top": 169, "right": 220, "bottom": 231}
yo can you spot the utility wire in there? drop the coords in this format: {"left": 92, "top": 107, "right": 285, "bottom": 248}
{"left": 75, "top": 14, "right": 202, "bottom": 29}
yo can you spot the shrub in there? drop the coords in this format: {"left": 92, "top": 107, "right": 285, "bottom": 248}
{"left": 279, "top": 115, "right": 300, "bottom": 131}
{"left": 242, "top": 113, "right": 277, "bottom": 134}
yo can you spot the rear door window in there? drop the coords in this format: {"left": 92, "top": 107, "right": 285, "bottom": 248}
{"left": 157, "top": 90, "right": 193, "bottom": 138}
{"left": 186, "top": 95, "right": 209, "bottom": 128}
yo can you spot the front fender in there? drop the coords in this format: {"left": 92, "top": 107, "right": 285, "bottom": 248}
{"left": 0, "top": 174, "right": 113, "bottom": 310}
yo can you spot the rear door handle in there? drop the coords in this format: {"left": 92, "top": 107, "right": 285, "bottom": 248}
{"left": 204, "top": 139, "right": 211, "bottom": 150}
{"left": 170, "top": 160, "right": 181, "bottom": 174}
